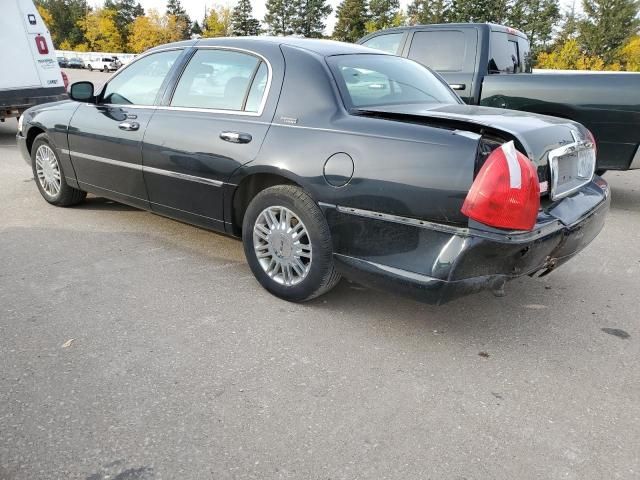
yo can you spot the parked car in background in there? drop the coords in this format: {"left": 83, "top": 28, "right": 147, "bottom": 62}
{"left": 67, "top": 57, "right": 84, "bottom": 69}
{"left": 359, "top": 23, "right": 640, "bottom": 172}
{"left": 56, "top": 56, "right": 68, "bottom": 68}
{"left": 1, "top": 0, "right": 67, "bottom": 122}
{"left": 16, "top": 38, "right": 609, "bottom": 304}
{"left": 84, "top": 57, "right": 118, "bottom": 72}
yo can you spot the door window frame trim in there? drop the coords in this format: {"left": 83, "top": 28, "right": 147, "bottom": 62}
{"left": 164, "top": 46, "right": 273, "bottom": 117}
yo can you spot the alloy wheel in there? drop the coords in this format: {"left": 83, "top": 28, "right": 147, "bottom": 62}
{"left": 253, "top": 206, "right": 312, "bottom": 286}
{"left": 35, "top": 144, "right": 61, "bottom": 197}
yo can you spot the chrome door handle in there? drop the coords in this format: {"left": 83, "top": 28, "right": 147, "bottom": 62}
{"left": 449, "top": 83, "right": 466, "bottom": 90}
{"left": 220, "top": 131, "right": 252, "bottom": 144}
{"left": 118, "top": 121, "right": 140, "bottom": 131}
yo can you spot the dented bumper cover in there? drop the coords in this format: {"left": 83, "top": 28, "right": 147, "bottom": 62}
{"left": 322, "top": 178, "right": 610, "bottom": 305}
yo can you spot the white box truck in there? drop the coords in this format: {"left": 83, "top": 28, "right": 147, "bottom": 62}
{"left": 0, "top": 0, "right": 68, "bottom": 121}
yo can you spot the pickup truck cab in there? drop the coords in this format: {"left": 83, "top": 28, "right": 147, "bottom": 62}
{"left": 0, "top": 0, "right": 67, "bottom": 122}
{"left": 359, "top": 23, "right": 640, "bottom": 171}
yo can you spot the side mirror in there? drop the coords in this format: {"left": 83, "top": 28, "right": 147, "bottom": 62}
{"left": 69, "top": 81, "right": 94, "bottom": 102}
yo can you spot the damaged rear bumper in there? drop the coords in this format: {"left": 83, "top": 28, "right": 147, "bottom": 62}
{"left": 322, "top": 179, "right": 610, "bottom": 305}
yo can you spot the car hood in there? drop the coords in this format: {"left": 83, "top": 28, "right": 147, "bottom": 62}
{"left": 354, "top": 103, "right": 588, "bottom": 166}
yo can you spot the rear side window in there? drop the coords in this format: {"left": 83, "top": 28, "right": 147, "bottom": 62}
{"left": 171, "top": 49, "right": 267, "bottom": 112}
{"left": 361, "top": 33, "right": 404, "bottom": 54}
{"left": 408, "top": 30, "right": 466, "bottom": 72}
{"left": 102, "top": 49, "right": 181, "bottom": 105}
{"left": 489, "top": 32, "right": 526, "bottom": 73}
{"left": 327, "top": 54, "right": 459, "bottom": 109}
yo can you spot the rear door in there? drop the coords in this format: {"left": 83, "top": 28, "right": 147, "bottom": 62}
{"left": 404, "top": 28, "right": 478, "bottom": 104}
{"left": 141, "top": 47, "right": 276, "bottom": 230}
{"left": 67, "top": 49, "right": 183, "bottom": 208}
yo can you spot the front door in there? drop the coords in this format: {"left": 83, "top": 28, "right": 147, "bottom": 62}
{"left": 142, "top": 48, "right": 273, "bottom": 230}
{"left": 66, "top": 49, "right": 183, "bottom": 208}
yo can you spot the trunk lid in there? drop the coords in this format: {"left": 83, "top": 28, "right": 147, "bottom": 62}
{"left": 354, "top": 103, "right": 596, "bottom": 204}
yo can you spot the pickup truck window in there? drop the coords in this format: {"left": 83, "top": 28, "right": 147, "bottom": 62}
{"left": 489, "top": 32, "right": 526, "bottom": 73}
{"left": 327, "top": 54, "right": 459, "bottom": 109}
{"left": 408, "top": 31, "right": 466, "bottom": 72}
{"left": 361, "top": 33, "right": 404, "bottom": 54}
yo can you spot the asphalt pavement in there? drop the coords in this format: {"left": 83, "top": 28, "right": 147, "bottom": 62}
{"left": 0, "top": 72, "right": 639, "bottom": 479}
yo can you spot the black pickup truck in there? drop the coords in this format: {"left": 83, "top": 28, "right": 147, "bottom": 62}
{"left": 359, "top": 23, "right": 640, "bottom": 172}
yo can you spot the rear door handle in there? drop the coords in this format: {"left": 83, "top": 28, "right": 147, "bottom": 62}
{"left": 119, "top": 121, "right": 140, "bottom": 131}
{"left": 449, "top": 83, "right": 466, "bottom": 91}
{"left": 220, "top": 131, "right": 252, "bottom": 144}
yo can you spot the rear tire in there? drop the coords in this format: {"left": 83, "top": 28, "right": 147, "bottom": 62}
{"left": 31, "top": 133, "right": 86, "bottom": 207}
{"left": 242, "top": 185, "right": 341, "bottom": 302}
{"left": 596, "top": 169, "right": 607, "bottom": 176}
{"left": 103, "top": 66, "right": 108, "bottom": 72}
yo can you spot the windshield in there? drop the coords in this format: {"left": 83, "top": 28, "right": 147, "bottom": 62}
{"left": 327, "top": 54, "right": 460, "bottom": 109}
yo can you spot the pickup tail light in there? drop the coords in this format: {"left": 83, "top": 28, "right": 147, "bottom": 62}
{"left": 61, "top": 71, "right": 69, "bottom": 90}
{"left": 462, "top": 141, "right": 540, "bottom": 231}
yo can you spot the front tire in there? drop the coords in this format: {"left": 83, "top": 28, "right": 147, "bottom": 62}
{"left": 242, "top": 185, "right": 341, "bottom": 302}
{"left": 87, "top": 64, "right": 92, "bottom": 71}
{"left": 31, "top": 134, "right": 86, "bottom": 207}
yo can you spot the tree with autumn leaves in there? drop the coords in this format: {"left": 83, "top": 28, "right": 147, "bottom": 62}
{"left": 36, "top": 0, "right": 640, "bottom": 71}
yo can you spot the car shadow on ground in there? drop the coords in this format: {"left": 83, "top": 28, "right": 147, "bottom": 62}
{"left": 77, "top": 196, "right": 139, "bottom": 212}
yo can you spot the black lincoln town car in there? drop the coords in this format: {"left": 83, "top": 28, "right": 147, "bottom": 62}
{"left": 16, "top": 38, "right": 610, "bottom": 304}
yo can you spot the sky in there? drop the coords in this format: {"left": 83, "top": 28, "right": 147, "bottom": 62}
{"left": 91, "top": 0, "right": 577, "bottom": 35}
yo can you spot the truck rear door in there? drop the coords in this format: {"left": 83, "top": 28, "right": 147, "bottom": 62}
{"left": 0, "top": 0, "right": 41, "bottom": 90}
{"left": 403, "top": 27, "right": 479, "bottom": 104}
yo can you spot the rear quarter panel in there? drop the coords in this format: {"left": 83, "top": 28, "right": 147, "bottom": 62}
{"left": 480, "top": 73, "right": 640, "bottom": 170}
{"left": 232, "top": 45, "right": 480, "bottom": 226}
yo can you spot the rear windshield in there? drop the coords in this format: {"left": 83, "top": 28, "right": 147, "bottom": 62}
{"left": 327, "top": 54, "right": 460, "bottom": 109}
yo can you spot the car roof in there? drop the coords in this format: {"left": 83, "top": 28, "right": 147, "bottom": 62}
{"left": 148, "top": 37, "right": 384, "bottom": 57}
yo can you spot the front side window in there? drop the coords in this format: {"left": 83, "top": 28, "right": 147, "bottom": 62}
{"left": 362, "top": 33, "right": 404, "bottom": 54}
{"left": 102, "top": 49, "right": 181, "bottom": 105}
{"left": 171, "top": 49, "right": 267, "bottom": 112}
{"left": 327, "top": 54, "right": 460, "bottom": 109}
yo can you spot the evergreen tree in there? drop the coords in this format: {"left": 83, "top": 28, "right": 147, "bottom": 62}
{"left": 231, "top": 0, "right": 261, "bottom": 36}
{"left": 367, "top": 0, "right": 400, "bottom": 31}
{"left": 448, "top": 0, "right": 508, "bottom": 23}
{"left": 104, "top": 0, "right": 144, "bottom": 47}
{"left": 556, "top": 3, "right": 580, "bottom": 43}
{"left": 406, "top": 0, "right": 450, "bottom": 24}
{"left": 36, "top": 0, "right": 89, "bottom": 47}
{"left": 264, "top": 0, "right": 297, "bottom": 35}
{"left": 333, "top": 0, "right": 368, "bottom": 42}
{"left": 579, "top": 0, "right": 640, "bottom": 64}
{"left": 191, "top": 20, "right": 203, "bottom": 36}
{"left": 293, "top": 0, "right": 332, "bottom": 37}
{"left": 166, "top": 0, "right": 192, "bottom": 39}
{"left": 508, "top": 0, "right": 560, "bottom": 50}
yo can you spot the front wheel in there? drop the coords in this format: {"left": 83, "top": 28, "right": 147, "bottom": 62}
{"left": 87, "top": 65, "right": 92, "bottom": 71}
{"left": 242, "top": 185, "right": 341, "bottom": 302}
{"left": 31, "top": 134, "right": 86, "bottom": 207}
{"left": 103, "top": 66, "right": 108, "bottom": 72}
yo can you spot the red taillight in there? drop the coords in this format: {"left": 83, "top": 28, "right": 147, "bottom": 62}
{"left": 35, "top": 35, "right": 49, "bottom": 54}
{"left": 61, "top": 71, "right": 69, "bottom": 90}
{"left": 461, "top": 141, "right": 540, "bottom": 231}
